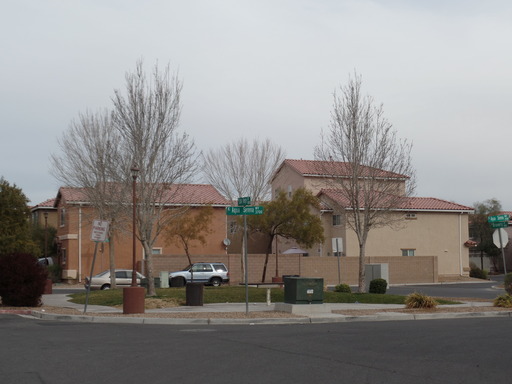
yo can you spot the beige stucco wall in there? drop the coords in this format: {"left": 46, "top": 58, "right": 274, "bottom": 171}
{"left": 342, "top": 211, "right": 470, "bottom": 276}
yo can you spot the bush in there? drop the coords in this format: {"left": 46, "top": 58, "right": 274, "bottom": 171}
{"left": 504, "top": 273, "right": 512, "bottom": 295}
{"left": 369, "top": 278, "right": 387, "bottom": 294}
{"left": 334, "top": 283, "right": 351, "bottom": 293}
{"left": 405, "top": 292, "right": 438, "bottom": 309}
{"left": 469, "top": 266, "right": 488, "bottom": 280}
{"left": 0, "top": 253, "right": 48, "bottom": 306}
{"left": 47, "top": 263, "right": 62, "bottom": 283}
{"left": 494, "top": 294, "right": 512, "bottom": 308}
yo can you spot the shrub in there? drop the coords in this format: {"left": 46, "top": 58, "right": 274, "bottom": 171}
{"left": 469, "top": 266, "right": 488, "bottom": 280}
{"left": 493, "top": 294, "right": 512, "bottom": 308}
{"left": 0, "top": 253, "right": 48, "bottom": 307}
{"left": 334, "top": 283, "right": 351, "bottom": 293}
{"left": 504, "top": 273, "right": 512, "bottom": 295}
{"left": 369, "top": 278, "right": 387, "bottom": 294}
{"left": 47, "top": 263, "right": 62, "bottom": 283}
{"left": 405, "top": 292, "right": 438, "bottom": 309}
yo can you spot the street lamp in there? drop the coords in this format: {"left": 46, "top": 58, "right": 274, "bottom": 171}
{"left": 44, "top": 211, "right": 48, "bottom": 259}
{"left": 123, "top": 165, "right": 145, "bottom": 314}
{"left": 131, "top": 166, "right": 139, "bottom": 286}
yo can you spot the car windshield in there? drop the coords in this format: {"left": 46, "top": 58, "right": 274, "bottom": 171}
{"left": 182, "top": 264, "right": 192, "bottom": 271}
{"left": 94, "top": 271, "right": 110, "bottom": 277}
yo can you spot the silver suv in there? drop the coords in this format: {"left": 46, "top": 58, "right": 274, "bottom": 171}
{"left": 168, "top": 262, "right": 229, "bottom": 287}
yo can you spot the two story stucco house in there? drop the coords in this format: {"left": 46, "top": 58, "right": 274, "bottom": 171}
{"left": 270, "top": 159, "right": 474, "bottom": 283}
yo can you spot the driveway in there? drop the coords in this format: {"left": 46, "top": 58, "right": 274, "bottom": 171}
{"left": 387, "top": 275, "right": 504, "bottom": 300}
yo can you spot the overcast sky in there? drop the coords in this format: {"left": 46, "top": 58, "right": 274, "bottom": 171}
{"left": 1, "top": 0, "right": 511, "bottom": 210}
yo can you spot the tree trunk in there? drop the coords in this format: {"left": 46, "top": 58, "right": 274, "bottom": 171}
{"left": 143, "top": 241, "right": 156, "bottom": 296}
{"left": 261, "top": 238, "right": 273, "bottom": 283}
{"left": 109, "top": 230, "right": 116, "bottom": 289}
{"left": 358, "top": 242, "right": 366, "bottom": 293}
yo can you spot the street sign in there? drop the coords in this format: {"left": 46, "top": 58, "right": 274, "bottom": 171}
{"left": 493, "top": 228, "right": 509, "bottom": 248}
{"left": 488, "top": 214, "right": 510, "bottom": 223}
{"left": 238, "top": 196, "right": 251, "bottom": 206}
{"left": 226, "top": 206, "right": 264, "bottom": 215}
{"left": 491, "top": 221, "right": 509, "bottom": 229}
{"left": 91, "top": 220, "right": 109, "bottom": 242}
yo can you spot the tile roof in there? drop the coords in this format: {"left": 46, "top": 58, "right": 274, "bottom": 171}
{"left": 277, "top": 159, "right": 409, "bottom": 180}
{"left": 56, "top": 184, "right": 230, "bottom": 206}
{"left": 31, "top": 198, "right": 57, "bottom": 209}
{"left": 319, "top": 189, "right": 473, "bottom": 212}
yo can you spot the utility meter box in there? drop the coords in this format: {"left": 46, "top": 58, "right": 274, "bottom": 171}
{"left": 284, "top": 277, "right": 324, "bottom": 304}
{"left": 159, "top": 271, "right": 169, "bottom": 288}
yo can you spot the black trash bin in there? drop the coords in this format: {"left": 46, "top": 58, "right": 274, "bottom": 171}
{"left": 186, "top": 283, "right": 204, "bottom": 306}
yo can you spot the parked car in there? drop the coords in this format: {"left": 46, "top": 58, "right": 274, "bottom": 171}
{"left": 84, "top": 269, "right": 145, "bottom": 290}
{"left": 37, "top": 257, "right": 54, "bottom": 266}
{"left": 169, "top": 262, "right": 229, "bottom": 287}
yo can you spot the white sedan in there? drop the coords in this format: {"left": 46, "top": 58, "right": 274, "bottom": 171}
{"left": 84, "top": 269, "right": 145, "bottom": 290}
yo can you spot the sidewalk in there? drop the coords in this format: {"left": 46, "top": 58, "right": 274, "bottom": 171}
{"left": 22, "top": 292, "right": 512, "bottom": 325}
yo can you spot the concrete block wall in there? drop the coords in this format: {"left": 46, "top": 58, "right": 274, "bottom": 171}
{"left": 148, "top": 254, "right": 438, "bottom": 286}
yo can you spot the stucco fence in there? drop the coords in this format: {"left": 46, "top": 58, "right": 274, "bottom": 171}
{"left": 148, "top": 254, "right": 438, "bottom": 287}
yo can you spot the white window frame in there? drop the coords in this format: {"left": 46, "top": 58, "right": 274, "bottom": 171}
{"left": 401, "top": 249, "right": 415, "bottom": 256}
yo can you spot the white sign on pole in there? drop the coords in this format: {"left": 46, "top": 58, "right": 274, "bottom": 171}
{"left": 91, "top": 220, "right": 109, "bottom": 242}
{"left": 493, "top": 228, "right": 509, "bottom": 248}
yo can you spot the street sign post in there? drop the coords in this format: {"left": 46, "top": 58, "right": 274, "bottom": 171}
{"left": 227, "top": 199, "right": 264, "bottom": 315}
{"left": 488, "top": 214, "right": 510, "bottom": 223}
{"left": 493, "top": 228, "right": 509, "bottom": 274}
{"left": 238, "top": 196, "right": 251, "bottom": 206}
{"left": 226, "top": 206, "right": 264, "bottom": 215}
{"left": 491, "top": 222, "right": 509, "bottom": 229}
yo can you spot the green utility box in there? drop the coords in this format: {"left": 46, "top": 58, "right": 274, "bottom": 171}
{"left": 284, "top": 277, "right": 324, "bottom": 304}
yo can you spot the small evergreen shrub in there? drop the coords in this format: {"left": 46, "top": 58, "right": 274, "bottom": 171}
{"left": 504, "top": 273, "right": 512, "bottom": 295}
{"left": 405, "top": 292, "right": 438, "bottom": 309}
{"left": 47, "top": 263, "right": 62, "bottom": 283}
{"left": 0, "top": 253, "right": 48, "bottom": 307}
{"left": 369, "top": 278, "right": 387, "bottom": 294}
{"left": 469, "top": 266, "right": 488, "bottom": 280}
{"left": 494, "top": 294, "right": 512, "bottom": 308}
{"left": 334, "top": 283, "right": 351, "bottom": 293}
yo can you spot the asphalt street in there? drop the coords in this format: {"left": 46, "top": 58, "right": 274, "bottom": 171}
{"left": 1, "top": 314, "right": 511, "bottom": 384}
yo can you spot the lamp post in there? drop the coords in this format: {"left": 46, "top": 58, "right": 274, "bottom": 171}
{"left": 131, "top": 166, "right": 139, "bottom": 286}
{"left": 44, "top": 211, "right": 48, "bottom": 259}
{"left": 123, "top": 166, "right": 145, "bottom": 314}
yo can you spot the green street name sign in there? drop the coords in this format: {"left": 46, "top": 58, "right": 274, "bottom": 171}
{"left": 488, "top": 214, "right": 510, "bottom": 223}
{"left": 226, "top": 206, "right": 264, "bottom": 216}
{"left": 491, "top": 221, "right": 509, "bottom": 229}
{"left": 238, "top": 196, "right": 251, "bottom": 206}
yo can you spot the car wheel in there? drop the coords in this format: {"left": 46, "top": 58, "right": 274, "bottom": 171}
{"left": 211, "top": 277, "right": 222, "bottom": 287}
{"left": 171, "top": 277, "right": 186, "bottom": 287}
{"left": 101, "top": 284, "right": 111, "bottom": 290}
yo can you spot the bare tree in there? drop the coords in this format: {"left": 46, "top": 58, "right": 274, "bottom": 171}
{"left": 315, "top": 73, "right": 415, "bottom": 293}
{"left": 51, "top": 109, "right": 127, "bottom": 288}
{"left": 112, "top": 60, "right": 197, "bottom": 296}
{"left": 202, "top": 138, "right": 285, "bottom": 202}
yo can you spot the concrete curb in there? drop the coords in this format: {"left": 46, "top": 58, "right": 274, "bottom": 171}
{"left": 20, "top": 308, "right": 512, "bottom": 325}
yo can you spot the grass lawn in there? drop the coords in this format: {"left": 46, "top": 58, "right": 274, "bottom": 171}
{"left": 70, "top": 286, "right": 458, "bottom": 307}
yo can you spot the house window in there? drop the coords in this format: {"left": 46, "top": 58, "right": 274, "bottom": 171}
{"left": 60, "top": 208, "right": 66, "bottom": 227}
{"left": 229, "top": 221, "right": 238, "bottom": 234}
{"left": 61, "top": 248, "right": 67, "bottom": 265}
{"left": 332, "top": 215, "right": 341, "bottom": 226}
{"left": 402, "top": 249, "right": 415, "bottom": 256}
{"left": 152, "top": 248, "right": 162, "bottom": 255}
{"left": 405, "top": 213, "right": 417, "bottom": 220}
{"left": 287, "top": 185, "right": 292, "bottom": 198}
